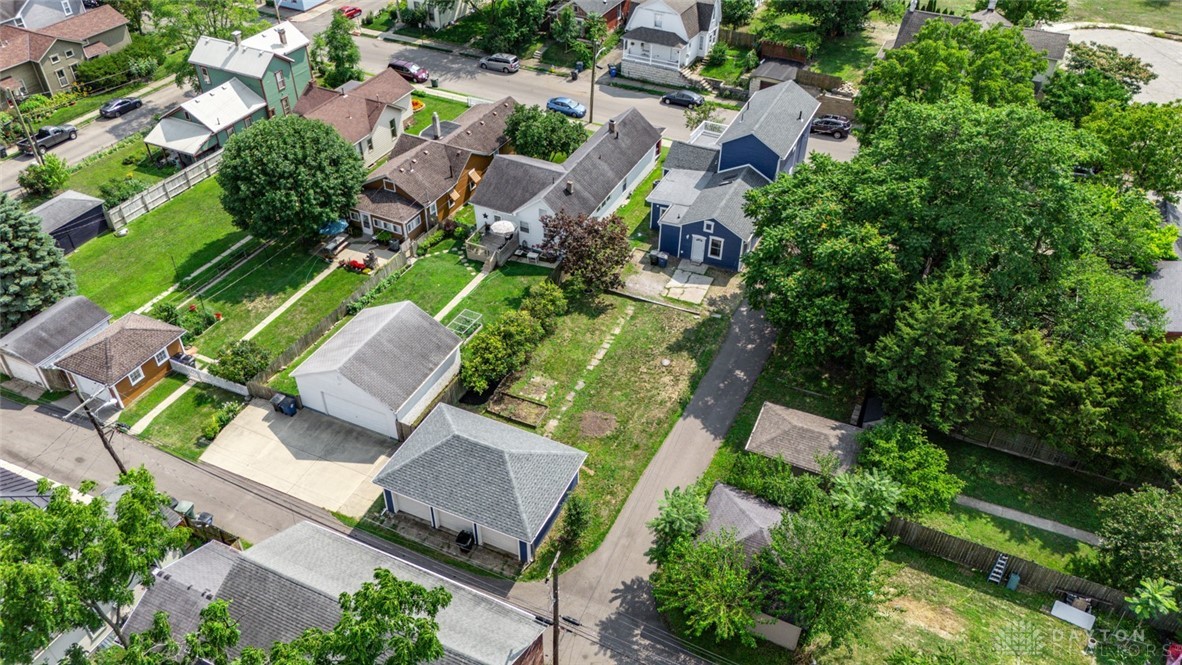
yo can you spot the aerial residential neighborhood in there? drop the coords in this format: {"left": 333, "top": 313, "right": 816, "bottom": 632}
{"left": 1, "top": 0, "right": 1181, "bottom": 664}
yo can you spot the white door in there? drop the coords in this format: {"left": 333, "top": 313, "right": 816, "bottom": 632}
{"left": 690, "top": 235, "right": 706, "bottom": 263}
{"left": 360, "top": 213, "right": 372, "bottom": 235}
{"left": 321, "top": 392, "right": 390, "bottom": 436}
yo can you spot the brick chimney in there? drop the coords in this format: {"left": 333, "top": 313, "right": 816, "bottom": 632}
{"left": 608, "top": 118, "right": 617, "bottom": 137}
{"left": 278, "top": 28, "right": 287, "bottom": 45}
{"left": 232, "top": 30, "right": 242, "bottom": 47}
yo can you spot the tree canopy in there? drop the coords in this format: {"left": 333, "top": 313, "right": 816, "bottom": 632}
{"left": 856, "top": 21, "right": 1044, "bottom": 132}
{"left": 1041, "top": 68, "right": 1131, "bottom": 127}
{"left": 650, "top": 531, "right": 761, "bottom": 646}
{"left": 646, "top": 486, "right": 709, "bottom": 565}
{"left": 150, "top": 0, "right": 264, "bottom": 90}
{"left": 0, "top": 193, "right": 76, "bottom": 335}
{"left": 857, "top": 420, "right": 964, "bottom": 515}
{"left": 1065, "top": 41, "right": 1156, "bottom": 95}
{"left": 766, "top": 0, "right": 871, "bottom": 37}
{"left": 1083, "top": 101, "right": 1182, "bottom": 202}
{"left": 217, "top": 115, "right": 365, "bottom": 241}
{"left": 478, "top": 0, "right": 546, "bottom": 55}
{"left": 504, "top": 104, "right": 587, "bottom": 161}
{"left": 0, "top": 468, "right": 188, "bottom": 663}
{"left": 971, "top": 0, "right": 1067, "bottom": 24}
{"left": 539, "top": 211, "right": 631, "bottom": 294}
{"left": 1094, "top": 485, "right": 1182, "bottom": 595}
{"left": 321, "top": 11, "right": 362, "bottom": 88}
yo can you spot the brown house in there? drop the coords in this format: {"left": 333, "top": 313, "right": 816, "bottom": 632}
{"left": 294, "top": 69, "right": 414, "bottom": 168}
{"left": 552, "top": 0, "right": 632, "bottom": 30}
{"left": 745, "top": 401, "right": 863, "bottom": 476}
{"left": 350, "top": 96, "right": 516, "bottom": 241}
{"left": 0, "top": 5, "right": 130, "bottom": 96}
{"left": 55, "top": 313, "right": 184, "bottom": 409}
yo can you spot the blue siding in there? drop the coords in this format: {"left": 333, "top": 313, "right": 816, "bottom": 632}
{"left": 719, "top": 135, "right": 779, "bottom": 182}
{"left": 658, "top": 221, "right": 680, "bottom": 255}
{"left": 662, "top": 218, "right": 745, "bottom": 271}
{"left": 518, "top": 540, "right": 529, "bottom": 562}
{"left": 532, "top": 473, "right": 580, "bottom": 552}
{"left": 649, "top": 203, "right": 666, "bottom": 230}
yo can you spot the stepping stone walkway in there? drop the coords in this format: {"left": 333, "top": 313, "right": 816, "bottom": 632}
{"left": 543, "top": 305, "right": 635, "bottom": 436}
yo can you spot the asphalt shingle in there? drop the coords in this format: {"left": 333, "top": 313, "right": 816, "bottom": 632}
{"left": 745, "top": 402, "right": 862, "bottom": 475}
{"left": 54, "top": 313, "right": 183, "bottom": 385}
{"left": 0, "top": 295, "right": 109, "bottom": 365}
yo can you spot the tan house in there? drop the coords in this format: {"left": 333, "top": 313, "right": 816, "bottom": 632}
{"left": 350, "top": 96, "right": 516, "bottom": 241}
{"left": 55, "top": 313, "right": 184, "bottom": 410}
{"left": 0, "top": 4, "right": 129, "bottom": 96}
{"left": 294, "top": 69, "right": 414, "bottom": 169}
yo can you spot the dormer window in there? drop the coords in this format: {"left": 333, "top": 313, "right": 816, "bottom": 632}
{"left": 61, "top": 1, "right": 73, "bottom": 15}
{"left": 653, "top": 13, "right": 663, "bottom": 28}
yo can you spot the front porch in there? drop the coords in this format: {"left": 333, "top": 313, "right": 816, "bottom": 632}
{"left": 622, "top": 44, "right": 683, "bottom": 70}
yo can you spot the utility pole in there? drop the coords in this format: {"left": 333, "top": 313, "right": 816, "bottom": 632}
{"left": 6, "top": 87, "right": 43, "bottom": 166}
{"left": 585, "top": 16, "right": 608, "bottom": 125}
{"left": 546, "top": 551, "right": 562, "bottom": 665}
{"left": 83, "top": 403, "right": 128, "bottom": 475}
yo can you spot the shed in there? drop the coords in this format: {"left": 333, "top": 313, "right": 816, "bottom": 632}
{"left": 744, "top": 402, "right": 862, "bottom": 475}
{"left": 0, "top": 295, "right": 110, "bottom": 390}
{"left": 373, "top": 404, "right": 587, "bottom": 562}
{"left": 291, "top": 302, "right": 461, "bottom": 439}
{"left": 701, "top": 483, "right": 785, "bottom": 561}
{"left": 30, "top": 190, "right": 106, "bottom": 254}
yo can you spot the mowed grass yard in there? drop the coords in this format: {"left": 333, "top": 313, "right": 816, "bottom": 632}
{"left": 619, "top": 149, "right": 666, "bottom": 249}
{"left": 140, "top": 383, "right": 244, "bottom": 461}
{"left": 68, "top": 178, "right": 247, "bottom": 316}
{"left": 936, "top": 0, "right": 1182, "bottom": 31}
{"left": 66, "top": 139, "right": 177, "bottom": 198}
{"left": 118, "top": 374, "right": 188, "bottom": 427}
{"left": 442, "top": 262, "right": 553, "bottom": 327}
{"left": 523, "top": 297, "right": 731, "bottom": 577}
{"left": 919, "top": 506, "right": 1096, "bottom": 574}
{"left": 248, "top": 266, "right": 368, "bottom": 356}
{"left": 407, "top": 93, "right": 471, "bottom": 136}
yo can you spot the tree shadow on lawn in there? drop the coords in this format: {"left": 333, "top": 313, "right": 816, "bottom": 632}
{"left": 925, "top": 505, "right": 1098, "bottom": 577}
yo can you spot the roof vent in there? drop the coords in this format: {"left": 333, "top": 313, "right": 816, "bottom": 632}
{"left": 232, "top": 30, "right": 242, "bottom": 48}
{"left": 608, "top": 119, "right": 617, "bottom": 137}
{"left": 277, "top": 28, "right": 287, "bottom": 45}
{"left": 565, "top": 180, "right": 574, "bottom": 195}
{"left": 798, "top": 111, "right": 802, "bottom": 120}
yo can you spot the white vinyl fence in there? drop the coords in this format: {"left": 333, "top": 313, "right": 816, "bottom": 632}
{"left": 105, "top": 152, "right": 223, "bottom": 230}
{"left": 168, "top": 359, "right": 248, "bottom": 397}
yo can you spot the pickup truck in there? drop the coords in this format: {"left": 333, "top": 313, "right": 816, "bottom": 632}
{"left": 18, "top": 124, "right": 78, "bottom": 155}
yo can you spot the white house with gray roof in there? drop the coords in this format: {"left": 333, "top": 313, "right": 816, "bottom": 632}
{"left": 373, "top": 404, "right": 587, "bottom": 562}
{"left": 469, "top": 107, "right": 662, "bottom": 252}
{"left": 620, "top": 0, "right": 719, "bottom": 85}
{"left": 0, "top": 295, "right": 110, "bottom": 391}
{"left": 291, "top": 302, "right": 461, "bottom": 439}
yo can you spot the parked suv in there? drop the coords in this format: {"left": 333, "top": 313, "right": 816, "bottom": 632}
{"left": 388, "top": 58, "right": 429, "bottom": 83}
{"left": 810, "top": 116, "right": 851, "bottom": 139}
{"left": 18, "top": 124, "right": 77, "bottom": 155}
{"left": 479, "top": 53, "right": 520, "bottom": 73}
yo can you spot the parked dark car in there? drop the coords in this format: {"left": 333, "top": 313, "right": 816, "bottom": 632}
{"left": 338, "top": 5, "right": 363, "bottom": 19}
{"left": 82, "top": 0, "right": 103, "bottom": 6}
{"left": 388, "top": 58, "right": 430, "bottom": 83}
{"left": 546, "top": 96, "right": 586, "bottom": 119}
{"left": 99, "top": 97, "right": 142, "bottom": 118}
{"left": 18, "top": 124, "right": 77, "bottom": 155}
{"left": 810, "top": 116, "right": 851, "bottom": 139}
{"left": 479, "top": 53, "right": 520, "bottom": 73}
{"left": 817, "top": 113, "right": 850, "bottom": 123}
{"left": 661, "top": 90, "right": 705, "bottom": 107}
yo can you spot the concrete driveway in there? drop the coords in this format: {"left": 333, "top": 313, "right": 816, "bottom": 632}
{"left": 1062, "top": 28, "right": 1182, "bottom": 103}
{"left": 201, "top": 400, "right": 396, "bottom": 518}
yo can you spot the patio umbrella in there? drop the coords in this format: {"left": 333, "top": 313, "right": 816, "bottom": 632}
{"left": 319, "top": 218, "right": 348, "bottom": 236}
{"left": 489, "top": 220, "right": 515, "bottom": 236}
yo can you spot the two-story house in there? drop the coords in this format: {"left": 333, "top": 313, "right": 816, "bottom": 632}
{"left": 0, "top": 5, "right": 130, "bottom": 97}
{"left": 647, "top": 81, "right": 818, "bottom": 271}
{"left": 469, "top": 107, "right": 662, "bottom": 260}
{"left": 1, "top": 0, "right": 87, "bottom": 30}
{"left": 294, "top": 69, "right": 414, "bottom": 168}
{"left": 620, "top": 0, "right": 719, "bottom": 87}
{"left": 350, "top": 96, "right": 517, "bottom": 241}
{"left": 188, "top": 22, "right": 311, "bottom": 117}
{"left": 405, "top": 0, "right": 488, "bottom": 30}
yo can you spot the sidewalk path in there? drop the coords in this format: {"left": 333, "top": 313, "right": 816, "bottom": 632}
{"left": 242, "top": 263, "right": 337, "bottom": 341}
{"left": 434, "top": 272, "right": 486, "bottom": 321}
{"left": 137, "top": 236, "right": 256, "bottom": 314}
{"left": 955, "top": 495, "right": 1101, "bottom": 546}
{"left": 128, "top": 379, "right": 194, "bottom": 435}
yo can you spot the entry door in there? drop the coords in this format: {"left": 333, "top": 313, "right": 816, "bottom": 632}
{"left": 690, "top": 235, "right": 706, "bottom": 263}
{"left": 360, "top": 213, "right": 372, "bottom": 235}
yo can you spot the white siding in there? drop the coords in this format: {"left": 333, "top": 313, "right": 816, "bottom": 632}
{"left": 390, "top": 493, "right": 434, "bottom": 523}
{"left": 595, "top": 143, "right": 659, "bottom": 218}
{"left": 626, "top": 1, "right": 690, "bottom": 42}
{"left": 477, "top": 524, "right": 521, "bottom": 557}
{"left": 294, "top": 371, "right": 399, "bottom": 438}
{"left": 69, "top": 373, "right": 114, "bottom": 405}
{"left": 3, "top": 355, "right": 42, "bottom": 386}
{"left": 397, "top": 346, "right": 460, "bottom": 425}
{"left": 434, "top": 506, "right": 473, "bottom": 534}
{"left": 407, "top": 0, "right": 486, "bottom": 29}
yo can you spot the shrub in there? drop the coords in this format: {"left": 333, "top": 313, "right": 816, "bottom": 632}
{"left": 557, "top": 494, "right": 589, "bottom": 551}
{"left": 179, "top": 307, "right": 216, "bottom": 340}
{"left": 402, "top": 6, "right": 430, "bottom": 28}
{"left": 75, "top": 34, "right": 165, "bottom": 90}
{"left": 646, "top": 486, "right": 708, "bottom": 565}
{"left": 201, "top": 400, "right": 245, "bottom": 441}
{"left": 210, "top": 340, "right": 270, "bottom": 384}
{"left": 415, "top": 229, "right": 446, "bottom": 256}
{"left": 857, "top": 420, "right": 963, "bottom": 516}
{"left": 520, "top": 280, "right": 567, "bottom": 332}
{"left": 149, "top": 302, "right": 181, "bottom": 326}
{"left": 460, "top": 311, "right": 545, "bottom": 392}
{"left": 17, "top": 155, "right": 69, "bottom": 197}
{"left": 17, "top": 94, "right": 51, "bottom": 115}
{"left": 98, "top": 176, "right": 149, "bottom": 208}
{"left": 441, "top": 219, "right": 458, "bottom": 236}
{"left": 725, "top": 453, "right": 825, "bottom": 510}
{"left": 705, "top": 43, "right": 729, "bottom": 67}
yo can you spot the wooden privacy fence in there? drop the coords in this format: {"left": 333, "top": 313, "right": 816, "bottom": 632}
{"left": 887, "top": 518, "right": 1182, "bottom": 635}
{"left": 795, "top": 69, "right": 847, "bottom": 92}
{"left": 105, "top": 152, "right": 223, "bottom": 230}
{"left": 169, "top": 360, "right": 248, "bottom": 397}
{"left": 245, "top": 252, "right": 410, "bottom": 400}
{"left": 951, "top": 423, "right": 1138, "bottom": 487}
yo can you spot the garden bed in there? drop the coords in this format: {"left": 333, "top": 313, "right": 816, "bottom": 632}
{"left": 486, "top": 388, "right": 549, "bottom": 428}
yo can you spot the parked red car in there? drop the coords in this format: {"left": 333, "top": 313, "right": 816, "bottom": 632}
{"left": 337, "top": 5, "right": 362, "bottom": 19}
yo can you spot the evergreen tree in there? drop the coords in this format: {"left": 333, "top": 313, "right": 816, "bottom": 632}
{"left": 0, "top": 194, "right": 76, "bottom": 334}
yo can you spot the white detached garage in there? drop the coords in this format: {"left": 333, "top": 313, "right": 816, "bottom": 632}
{"left": 291, "top": 302, "right": 461, "bottom": 439}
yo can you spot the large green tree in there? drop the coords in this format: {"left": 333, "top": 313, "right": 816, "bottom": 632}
{"left": 646, "top": 486, "right": 709, "bottom": 565}
{"left": 217, "top": 115, "right": 365, "bottom": 241}
{"left": 150, "top": 0, "right": 263, "bottom": 90}
{"left": 106, "top": 0, "right": 152, "bottom": 33}
{"left": 1065, "top": 41, "right": 1156, "bottom": 95}
{"left": 857, "top": 420, "right": 964, "bottom": 516}
{"left": 477, "top": 0, "right": 546, "bottom": 55}
{"left": 766, "top": 0, "right": 871, "bottom": 37}
{"left": 721, "top": 0, "right": 757, "bottom": 38}
{"left": 0, "top": 468, "right": 188, "bottom": 663}
{"left": 971, "top": 0, "right": 1067, "bottom": 24}
{"left": 1094, "top": 485, "right": 1182, "bottom": 594}
{"left": 869, "top": 267, "right": 1002, "bottom": 432}
{"left": 1040, "top": 68, "right": 1131, "bottom": 127}
{"left": 0, "top": 194, "right": 76, "bottom": 334}
{"left": 322, "top": 11, "right": 362, "bottom": 88}
{"left": 650, "top": 532, "right": 761, "bottom": 646}
{"left": 1083, "top": 101, "right": 1182, "bottom": 202}
{"left": 504, "top": 104, "right": 587, "bottom": 161}
{"left": 856, "top": 20, "right": 1044, "bottom": 133}
{"left": 1080, "top": 184, "right": 1178, "bottom": 274}
{"left": 538, "top": 211, "right": 631, "bottom": 294}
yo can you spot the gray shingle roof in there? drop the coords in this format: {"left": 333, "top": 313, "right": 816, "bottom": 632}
{"left": 291, "top": 302, "right": 460, "bottom": 414}
{"left": 745, "top": 402, "right": 862, "bottom": 475}
{"left": 243, "top": 522, "right": 546, "bottom": 665}
{"left": 701, "top": 483, "right": 785, "bottom": 560}
{"left": 371, "top": 134, "right": 475, "bottom": 206}
{"left": 467, "top": 154, "right": 566, "bottom": 213}
{"left": 1022, "top": 27, "right": 1068, "bottom": 62}
{"left": 652, "top": 0, "right": 714, "bottom": 38}
{"left": 55, "top": 313, "right": 184, "bottom": 385}
{"left": 217, "top": 558, "right": 341, "bottom": 654}
{"left": 0, "top": 295, "right": 109, "bottom": 365}
{"left": 750, "top": 59, "right": 799, "bottom": 83}
{"left": 893, "top": 10, "right": 962, "bottom": 49}
{"left": 677, "top": 167, "right": 765, "bottom": 239}
{"left": 720, "top": 81, "right": 819, "bottom": 158}
{"left": 124, "top": 542, "right": 242, "bottom": 642}
{"left": 0, "top": 467, "right": 51, "bottom": 508}
{"left": 29, "top": 189, "right": 103, "bottom": 235}
{"left": 621, "top": 26, "right": 686, "bottom": 47}
{"left": 373, "top": 404, "right": 587, "bottom": 542}
{"left": 441, "top": 96, "right": 516, "bottom": 155}
{"left": 893, "top": 10, "right": 1067, "bottom": 63}
{"left": 647, "top": 168, "right": 710, "bottom": 208}
{"left": 664, "top": 140, "right": 719, "bottom": 172}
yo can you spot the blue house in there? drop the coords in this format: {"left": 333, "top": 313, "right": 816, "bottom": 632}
{"left": 647, "top": 81, "right": 819, "bottom": 271}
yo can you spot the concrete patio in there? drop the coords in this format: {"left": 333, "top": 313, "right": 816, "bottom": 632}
{"left": 364, "top": 509, "right": 525, "bottom": 578}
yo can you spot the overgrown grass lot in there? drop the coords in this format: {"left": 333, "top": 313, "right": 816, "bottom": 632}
{"left": 66, "top": 139, "right": 176, "bottom": 198}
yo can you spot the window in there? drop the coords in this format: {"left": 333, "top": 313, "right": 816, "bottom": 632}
{"left": 640, "top": 42, "right": 651, "bottom": 56}
{"left": 128, "top": 367, "right": 145, "bottom": 386}
{"left": 427, "top": 201, "right": 437, "bottom": 220}
{"left": 274, "top": 70, "right": 286, "bottom": 91}
{"left": 154, "top": 349, "right": 169, "bottom": 366}
{"left": 280, "top": 97, "right": 291, "bottom": 115}
{"left": 520, "top": 220, "right": 531, "bottom": 234}
{"left": 16, "top": 79, "right": 27, "bottom": 95}
{"left": 55, "top": 68, "right": 68, "bottom": 86}
{"left": 64, "top": 49, "right": 74, "bottom": 58}
{"left": 61, "top": 1, "right": 73, "bottom": 15}
{"left": 708, "top": 237, "right": 724, "bottom": 260}
{"left": 365, "top": 136, "right": 374, "bottom": 152}
{"left": 50, "top": 54, "right": 60, "bottom": 64}
{"left": 200, "top": 66, "right": 210, "bottom": 85}
{"left": 349, "top": 210, "right": 360, "bottom": 221}
{"left": 653, "top": 13, "right": 663, "bottom": 28}
{"left": 703, "top": 221, "right": 714, "bottom": 233}
{"left": 407, "top": 215, "right": 421, "bottom": 232}
{"left": 243, "top": 115, "right": 251, "bottom": 127}
{"left": 390, "top": 116, "right": 399, "bottom": 131}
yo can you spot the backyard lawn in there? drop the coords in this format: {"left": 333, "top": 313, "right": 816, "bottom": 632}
{"left": 140, "top": 384, "right": 243, "bottom": 461}
{"left": 266, "top": 317, "right": 349, "bottom": 395}
{"left": 698, "top": 45, "right": 754, "bottom": 84}
{"left": 367, "top": 237, "right": 478, "bottom": 314}
{"left": 524, "top": 297, "right": 731, "bottom": 577}
{"left": 248, "top": 266, "right": 368, "bottom": 356}
{"left": 117, "top": 374, "right": 188, "bottom": 427}
{"left": 618, "top": 148, "right": 666, "bottom": 249}
{"left": 442, "top": 262, "right": 552, "bottom": 327}
{"left": 66, "top": 138, "right": 177, "bottom": 198}
{"left": 188, "top": 243, "right": 328, "bottom": 357}
{"left": 407, "top": 92, "right": 472, "bottom": 135}
{"left": 919, "top": 505, "right": 1096, "bottom": 574}
{"left": 935, "top": 0, "right": 1182, "bottom": 31}
{"left": 68, "top": 178, "right": 247, "bottom": 316}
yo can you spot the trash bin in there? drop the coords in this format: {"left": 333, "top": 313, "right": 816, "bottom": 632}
{"left": 1006, "top": 572, "right": 1020, "bottom": 591}
{"left": 270, "top": 393, "right": 298, "bottom": 416}
{"left": 430, "top": 78, "right": 439, "bottom": 88}
{"left": 657, "top": 252, "right": 669, "bottom": 268}
{"left": 575, "top": 61, "right": 585, "bottom": 72}
{"left": 648, "top": 250, "right": 660, "bottom": 266}
{"left": 570, "top": 69, "right": 579, "bottom": 81}
{"left": 608, "top": 64, "right": 617, "bottom": 78}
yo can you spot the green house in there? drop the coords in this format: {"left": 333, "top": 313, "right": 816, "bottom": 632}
{"left": 187, "top": 22, "right": 312, "bottom": 118}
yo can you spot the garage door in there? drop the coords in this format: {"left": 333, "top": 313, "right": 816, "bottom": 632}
{"left": 4, "top": 356, "right": 43, "bottom": 387}
{"left": 321, "top": 393, "right": 390, "bottom": 435}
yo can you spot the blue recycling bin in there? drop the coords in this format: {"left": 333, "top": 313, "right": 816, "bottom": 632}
{"left": 609, "top": 64, "right": 618, "bottom": 78}
{"left": 575, "top": 61, "right": 585, "bottom": 72}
